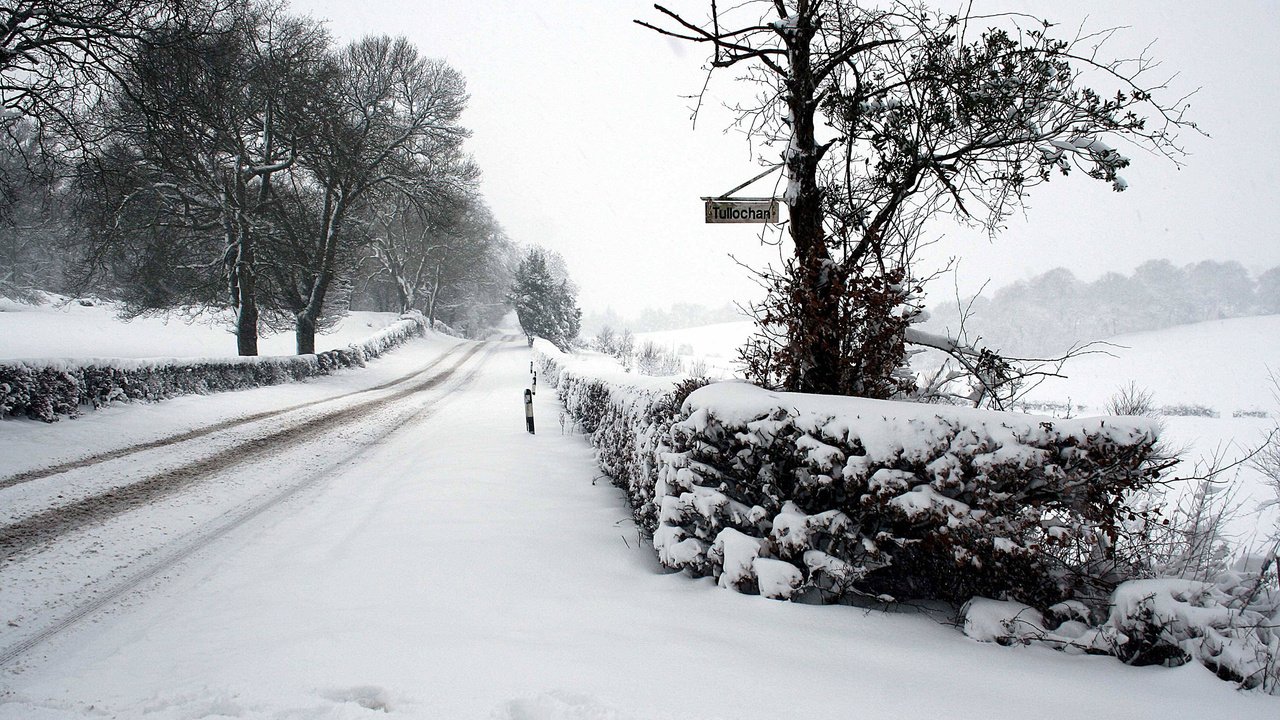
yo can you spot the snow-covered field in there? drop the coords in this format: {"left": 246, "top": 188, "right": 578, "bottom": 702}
{"left": 0, "top": 306, "right": 1276, "bottom": 717}
{"left": 635, "top": 320, "right": 752, "bottom": 379}
{"left": 1022, "top": 315, "right": 1280, "bottom": 417}
{"left": 1020, "top": 316, "right": 1280, "bottom": 546}
{"left": 0, "top": 294, "right": 405, "bottom": 360}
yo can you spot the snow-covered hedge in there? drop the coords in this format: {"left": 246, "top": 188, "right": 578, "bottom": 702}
{"left": 540, "top": 344, "right": 1164, "bottom": 606}
{"left": 541, "top": 343, "right": 1280, "bottom": 692}
{"left": 1, "top": 313, "right": 429, "bottom": 422}
{"left": 655, "top": 383, "right": 1164, "bottom": 606}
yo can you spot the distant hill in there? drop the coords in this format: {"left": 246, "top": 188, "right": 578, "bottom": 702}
{"left": 1021, "top": 315, "right": 1280, "bottom": 417}
{"left": 922, "top": 261, "right": 1280, "bottom": 357}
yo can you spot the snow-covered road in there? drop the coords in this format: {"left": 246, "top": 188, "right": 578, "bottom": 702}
{"left": 0, "top": 335, "right": 1275, "bottom": 718}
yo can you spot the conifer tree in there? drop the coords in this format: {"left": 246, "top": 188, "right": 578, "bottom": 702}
{"left": 510, "top": 248, "right": 580, "bottom": 351}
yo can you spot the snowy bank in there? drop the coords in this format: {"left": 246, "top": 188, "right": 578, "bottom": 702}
{"left": 1, "top": 313, "right": 432, "bottom": 422}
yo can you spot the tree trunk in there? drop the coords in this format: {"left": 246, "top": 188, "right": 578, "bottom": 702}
{"left": 782, "top": 18, "right": 840, "bottom": 394}
{"left": 235, "top": 264, "right": 259, "bottom": 357}
{"left": 225, "top": 197, "right": 259, "bottom": 357}
{"left": 427, "top": 262, "right": 443, "bottom": 325}
{"left": 295, "top": 188, "right": 344, "bottom": 355}
{"left": 295, "top": 311, "right": 317, "bottom": 355}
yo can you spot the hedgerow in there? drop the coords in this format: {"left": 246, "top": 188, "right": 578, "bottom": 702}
{"left": 1, "top": 313, "right": 430, "bottom": 422}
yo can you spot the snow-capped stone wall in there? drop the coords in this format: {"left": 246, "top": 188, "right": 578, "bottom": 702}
{"left": 1, "top": 313, "right": 431, "bottom": 422}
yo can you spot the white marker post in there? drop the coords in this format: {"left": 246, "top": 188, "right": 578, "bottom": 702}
{"left": 532, "top": 371, "right": 537, "bottom": 395}
{"left": 524, "top": 389, "right": 535, "bottom": 434}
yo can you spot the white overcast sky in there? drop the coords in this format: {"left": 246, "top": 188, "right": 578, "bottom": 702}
{"left": 294, "top": 0, "right": 1280, "bottom": 316}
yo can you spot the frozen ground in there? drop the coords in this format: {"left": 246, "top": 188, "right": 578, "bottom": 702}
{"left": 0, "top": 308, "right": 1276, "bottom": 717}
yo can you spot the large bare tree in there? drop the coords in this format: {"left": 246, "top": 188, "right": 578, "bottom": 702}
{"left": 640, "top": 1, "right": 1197, "bottom": 402}
{"left": 79, "top": 6, "right": 328, "bottom": 354}
{"left": 282, "top": 36, "right": 471, "bottom": 354}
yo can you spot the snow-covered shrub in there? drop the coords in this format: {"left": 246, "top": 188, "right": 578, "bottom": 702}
{"left": 654, "top": 383, "right": 1165, "bottom": 607}
{"left": 961, "top": 597, "right": 1050, "bottom": 645}
{"left": 958, "top": 561, "right": 1280, "bottom": 692}
{"left": 1159, "top": 403, "right": 1219, "bottom": 418}
{"left": 543, "top": 350, "right": 1166, "bottom": 608}
{"left": 961, "top": 596, "right": 1119, "bottom": 653}
{"left": 1106, "top": 381, "right": 1157, "bottom": 417}
{"left": 0, "top": 313, "right": 428, "bottom": 421}
{"left": 1111, "top": 575, "right": 1279, "bottom": 690}
{"left": 634, "top": 341, "right": 681, "bottom": 377}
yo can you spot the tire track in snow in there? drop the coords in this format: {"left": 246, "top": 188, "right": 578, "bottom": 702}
{"left": 0, "top": 341, "right": 489, "bottom": 561}
{"left": 0, "top": 341, "right": 472, "bottom": 491}
{"left": 0, "top": 339, "right": 506, "bottom": 669}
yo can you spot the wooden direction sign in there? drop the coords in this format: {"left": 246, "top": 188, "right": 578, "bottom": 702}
{"left": 703, "top": 198, "right": 780, "bottom": 224}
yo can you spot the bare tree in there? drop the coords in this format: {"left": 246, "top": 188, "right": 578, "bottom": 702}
{"left": 77, "top": 7, "right": 328, "bottom": 355}
{"left": 283, "top": 36, "right": 470, "bottom": 354}
{"left": 0, "top": 0, "right": 232, "bottom": 144}
{"left": 0, "top": 118, "right": 71, "bottom": 300}
{"left": 358, "top": 157, "right": 484, "bottom": 319}
{"left": 639, "top": 1, "right": 1198, "bottom": 400}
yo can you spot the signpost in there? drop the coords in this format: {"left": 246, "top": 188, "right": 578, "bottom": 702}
{"left": 702, "top": 164, "right": 785, "bottom": 225}
{"left": 703, "top": 198, "right": 780, "bottom": 224}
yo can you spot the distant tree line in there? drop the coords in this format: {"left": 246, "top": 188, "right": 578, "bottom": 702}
{"left": 0, "top": 0, "right": 537, "bottom": 353}
{"left": 925, "top": 260, "right": 1280, "bottom": 356}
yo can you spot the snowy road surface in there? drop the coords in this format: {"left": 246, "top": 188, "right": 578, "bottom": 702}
{"left": 0, "top": 335, "right": 1275, "bottom": 718}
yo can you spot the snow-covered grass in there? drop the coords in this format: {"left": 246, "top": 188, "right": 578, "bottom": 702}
{"left": 0, "top": 294, "right": 405, "bottom": 360}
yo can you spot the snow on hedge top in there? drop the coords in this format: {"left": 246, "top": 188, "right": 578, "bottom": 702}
{"left": 682, "top": 381, "right": 1158, "bottom": 460}
{"left": 533, "top": 338, "right": 678, "bottom": 396}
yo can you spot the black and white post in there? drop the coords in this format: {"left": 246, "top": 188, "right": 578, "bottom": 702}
{"left": 524, "top": 388, "right": 535, "bottom": 434}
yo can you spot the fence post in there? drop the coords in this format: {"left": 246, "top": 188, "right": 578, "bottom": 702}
{"left": 524, "top": 388, "right": 535, "bottom": 434}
